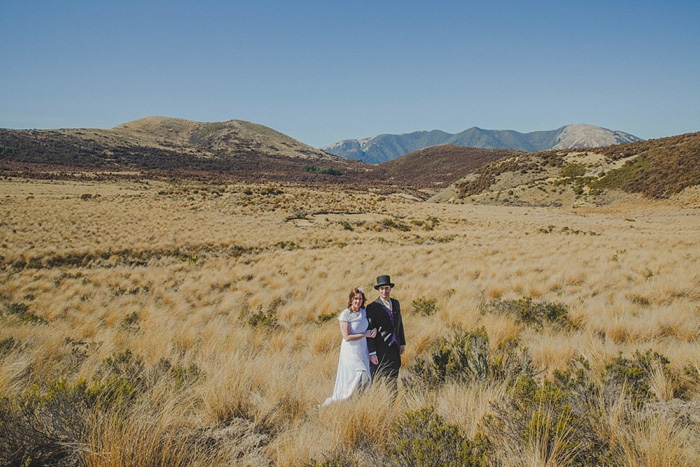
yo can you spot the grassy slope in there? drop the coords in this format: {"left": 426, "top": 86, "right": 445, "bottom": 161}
{"left": 1, "top": 178, "right": 699, "bottom": 465}
{"left": 443, "top": 132, "right": 700, "bottom": 205}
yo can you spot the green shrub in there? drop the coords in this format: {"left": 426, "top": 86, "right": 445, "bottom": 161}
{"left": 239, "top": 303, "right": 280, "bottom": 329}
{"left": 180, "top": 253, "right": 199, "bottom": 264}
{"left": 92, "top": 349, "right": 147, "bottom": 406}
{"left": 414, "top": 215, "right": 440, "bottom": 231}
{"left": 561, "top": 163, "right": 586, "bottom": 178}
{"left": 483, "top": 368, "right": 610, "bottom": 466}
{"left": 121, "top": 311, "right": 140, "bottom": 331}
{"left": 315, "top": 311, "right": 337, "bottom": 323}
{"left": 0, "top": 351, "right": 204, "bottom": 466}
{"left": 155, "top": 358, "right": 202, "bottom": 391}
{"left": 411, "top": 296, "right": 438, "bottom": 316}
{"left": 260, "top": 186, "right": 284, "bottom": 195}
{"left": 429, "top": 235, "right": 454, "bottom": 244}
{"left": 0, "top": 378, "right": 92, "bottom": 466}
{"left": 412, "top": 328, "right": 490, "bottom": 386}
{"left": 591, "top": 157, "right": 645, "bottom": 193}
{"left": 4, "top": 302, "right": 46, "bottom": 324}
{"left": 482, "top": 297, "right": 570, "bottom": 330}
{"left": 0, "top": 337, "right": 17, "bottom": 357}
{"left": 381, "top": 217, "right": 410, "bottom": 231}
{"left": 603, "top": 349, "right": 671, "bottom": 407}
{"left": 489, "top": 337, "right": 537, "bottom": 383}
{"left": 382, "top": 408, "right": 489, "bottom": 466}
{"left": 412, "top": 328, "right": 537, "bottom": 388}
{"left": 302, "top": 165, "right": 341, "bottom": 176}
{"left": 274, "top": 240, "right": 300, "bottom": 250}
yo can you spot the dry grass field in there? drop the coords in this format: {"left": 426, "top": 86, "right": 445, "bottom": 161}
{"left": 1, "top": 177, "right": 699, "bottom": 466}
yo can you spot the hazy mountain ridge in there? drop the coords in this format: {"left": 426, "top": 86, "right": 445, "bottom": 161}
{"left": 323, "top": 124, "right": 641, "bottom": 163}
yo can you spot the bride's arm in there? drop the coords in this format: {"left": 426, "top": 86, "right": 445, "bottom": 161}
{"left": 340, "top": 321, "right": 373, "bottom": 342}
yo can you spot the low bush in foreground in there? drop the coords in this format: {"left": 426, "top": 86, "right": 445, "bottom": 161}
{"left": 402, "top": 328, "right": 698, "bottom": 466}
{"left": 2, "top": 328, "right": 698, "bottom": 465}
{"left": 0, "top": 350, "right": 203, "bottom": 466}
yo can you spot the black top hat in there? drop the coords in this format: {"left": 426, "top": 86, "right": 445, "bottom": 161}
{"left": 374, "top": 275, "right": 395, "bottom": 289}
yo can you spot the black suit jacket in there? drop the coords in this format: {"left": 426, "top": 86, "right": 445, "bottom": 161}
{"left": 366, "top": 297, "right": 406, "bottom": 373}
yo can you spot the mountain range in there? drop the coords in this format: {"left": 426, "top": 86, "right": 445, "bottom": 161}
{"left": 2, "top": 116, "right": 698, "bottom": 206}
{"left": 321, "top": 124, "right": 641, "bottom": 163}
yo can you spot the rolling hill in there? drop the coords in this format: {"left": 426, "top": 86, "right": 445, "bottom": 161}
{"left": 380, "top": 145, "right": 521, "bottom": 190}
{"left": 429, "top": 132, "right": 700, "bottom": 207}
{"left": 3, "top": 117, "right": 697, "bottom": 206}
{"left": 0, "top": 117, "right": 516, "bottom": 197}
{"left": 0, "top": 116, "right": 372, "bottom": 185}
{"left": 322, "top": 124, "right": 641, "bottom": 163}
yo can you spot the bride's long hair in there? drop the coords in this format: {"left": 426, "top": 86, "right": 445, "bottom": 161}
{"left": 347, "top": 287, "right": 366, "bottom": 308}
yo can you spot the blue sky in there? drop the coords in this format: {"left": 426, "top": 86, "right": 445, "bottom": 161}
{"left": 2, "top": 0, "right": 699, "bottom": 148}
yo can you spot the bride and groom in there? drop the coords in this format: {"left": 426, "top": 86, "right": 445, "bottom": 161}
{"left": 320, "top": 275, "right": 406, "bottom": 407}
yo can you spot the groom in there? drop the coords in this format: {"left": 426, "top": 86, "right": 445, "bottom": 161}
{"left": 367, "top": 275, "right": 406, "bottom": 385}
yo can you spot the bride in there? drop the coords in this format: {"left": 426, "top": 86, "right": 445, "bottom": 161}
{"left": 320, "top": 286, "right": 377, "bottom": 407}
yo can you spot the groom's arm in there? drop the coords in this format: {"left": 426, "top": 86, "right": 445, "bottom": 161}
{"left": 366, "top": 305, "right": 378, "bottom": 363}
{"left": 395, "top": 299, "right": 406, "bottom": 353}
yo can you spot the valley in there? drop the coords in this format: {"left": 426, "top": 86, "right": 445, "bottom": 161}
{"left": 1, "top": 176, "right": 699, "bottom": 465}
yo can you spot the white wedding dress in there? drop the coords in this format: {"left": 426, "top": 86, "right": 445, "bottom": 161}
{"left": 321, "top": 307, "right": 372, "bottom": 407}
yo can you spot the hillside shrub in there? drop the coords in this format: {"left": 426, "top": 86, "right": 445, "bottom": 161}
{"left": 411, "top": 328, "right": 536, "bottom": 388}
{"left": 92, "top": 349, "right": 147, "bottom": 406}
{"left": 489, "top": 337, "right": 538, "bottom": 383}
{"left": 302, "top": 165, "right": 341, "bottom": 176}
{"left": 412, "top": 328, "right": 490, "bottom": 387}
{"left": 411, "top": 296, "right": 438, "bottom": 316}
{"left": 481, "top": 297, "right": 570, "bottom": 330}
{"left": 0, "top": 349, "right": 147, "bottom": 466}
{"left": 315, "top": 310, "right": 337, "bottom": 323}
{"left": 483, "top": 372, "right": 607, "bottom": 466}
{"left": 410, "top": 216, "right": 441, "bottom": 231}
{"left": 382, "top": 408, "right": 489, "bottom": 466}
{"left": 603, "top": 349, "right": 672, "bottom": 407}
{"left": 381, "top": 217, "right": 411, "bottom": 231}
{"left": 561, "top": 163, "right": 586, "bottom": 178}
{"left": 239, "top": 303, "right": 280, "bottom": 329}
{"left": 590, "top": 157, "right": 646, "bottom": 193}
{"left": 121, "top": 311, "right": 140, "bottom": 331}
{"left": 0, "top": 350, "right": 203, "bottom": 466}
{"left": 4, "top": 302, "right": 46, "bottom": 324}
{"left": 0, "top": 378, "right": 92, "bottom": 466}
{"left": 0, "top": 337, "right": 17, "bottom": 357}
